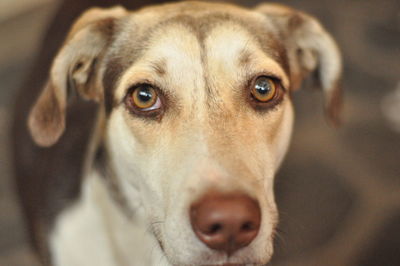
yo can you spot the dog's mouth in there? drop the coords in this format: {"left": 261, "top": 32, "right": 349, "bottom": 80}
{"left": 202, "top": 263, "right": 246, "bottom": 266}
{"left": 200, "top": 262, "right": 265, "bottom": 266}
{"left": 154, "top": 237, "right": 260, "bottom": 266}
{"left": 152, "top": 222, "right": 269, "bottom": 266}
{"left": 204, "top": 264, "right": 241, "bottom": 266}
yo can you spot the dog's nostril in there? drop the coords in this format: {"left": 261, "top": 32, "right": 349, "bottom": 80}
{"left": 241, "top": 221, "right": 254, "bottom": 232}
{"left": 209, "top": 223, "right": 223, "bottom": 235}
{"left": 190, "top": 192, "right": 261, "bottom": 255}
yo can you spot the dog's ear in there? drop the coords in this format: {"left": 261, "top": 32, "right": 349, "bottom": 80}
{"left": 28, "top": 6, "right": 127, "bottom": 147}
{"left": 256, "top": 4, "right": 343, "bottom": 125}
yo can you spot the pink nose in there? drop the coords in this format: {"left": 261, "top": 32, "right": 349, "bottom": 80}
{"left": 190, "top": 192, "right": 261, "bottom": 255}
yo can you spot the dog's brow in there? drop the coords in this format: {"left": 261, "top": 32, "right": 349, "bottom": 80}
{"left": 238, "top": 49, "right": 252, "bottom": 66}
{"left": 104, "top": 12, "right": 291, "bottom": 112}
{"left": 254, "top": 34, "right": 290, "bottom": 76}
{"left": 149, "top": 60, "right": 167, "bottom": 76}
{"left": 238, "top": 47, "right": 288, "bottom": 85}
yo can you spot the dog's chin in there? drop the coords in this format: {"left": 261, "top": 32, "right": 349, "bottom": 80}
{"left": 176, "top": 261, "right": 267, "bottom": 266}
{"left": 155, "top": 237, "right": 272, "bottom": 266}
{"left": 166, "top": 260, "right": 266, "bottom": 266}
{"left": 157, "top": 247, "right": 266, "bottom": 266}
{"left": 153, "top": 227, "right": 273, "bottom": 266}
{"left": 160, "top": 247, "right": 270, "bottom": 266}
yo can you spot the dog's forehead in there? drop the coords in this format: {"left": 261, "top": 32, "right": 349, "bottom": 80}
{"left": 105, "top": 2, "right": 289, "bottom": 107}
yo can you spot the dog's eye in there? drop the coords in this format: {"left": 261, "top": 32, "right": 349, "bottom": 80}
{"left": 129, "top": 85, "right": 161, "bottom": 111}
{"left": 251, "top": 76, "right": 277, "bottom": 103}
{"left": 125, "top": 84, "right": 164, "bottom": 118}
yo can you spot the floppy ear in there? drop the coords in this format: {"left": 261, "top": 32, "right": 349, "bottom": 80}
{"left": 28, "top": 6, "right": 127, "bottom": 147}
{"left": 256, "top": 4, "right": 343, "bottom": 125}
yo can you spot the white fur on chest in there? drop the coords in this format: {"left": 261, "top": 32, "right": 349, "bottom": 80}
{"left": 49, "top": 170, "right": 169, "bottom": 266}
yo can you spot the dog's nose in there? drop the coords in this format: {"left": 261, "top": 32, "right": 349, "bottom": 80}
{"left": 190, "top": 192, "right": 261, "bottom": 255}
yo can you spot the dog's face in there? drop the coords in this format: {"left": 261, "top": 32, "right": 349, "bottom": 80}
{"left": 28, "top": 1, "right": 342, "bottom": 265}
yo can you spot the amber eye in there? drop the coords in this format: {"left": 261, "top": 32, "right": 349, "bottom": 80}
{"left": 130, "top": 84, "right": 161, "bottom": 111}
{"left": 251, "top": 76, "right": 277, "bottom": 102}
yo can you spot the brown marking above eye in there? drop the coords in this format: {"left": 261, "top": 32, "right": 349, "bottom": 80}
{"left": 248, "top": 76, "right": 285, "bottom": 111}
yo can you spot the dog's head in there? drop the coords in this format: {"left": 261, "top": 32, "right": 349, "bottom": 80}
{"left": 28, "top": 1, "right": 342, "bottom": 265}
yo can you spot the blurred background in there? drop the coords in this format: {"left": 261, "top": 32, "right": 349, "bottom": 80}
{"left": 0, "top": 0, "right": 399, "bottom": 265}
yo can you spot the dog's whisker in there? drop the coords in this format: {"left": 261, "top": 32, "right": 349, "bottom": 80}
{"left": 272, "top": 227, "right": 290, "bottom": 256}
{"left": 150, "top": 220, "right": 165, "bottom": 225}
{"left": 147, "top": 220, "right": 165, "bottom": 236}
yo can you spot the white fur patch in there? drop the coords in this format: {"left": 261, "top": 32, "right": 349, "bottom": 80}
{"left": 50, "top": 170, "right": 168, "bottom": 266}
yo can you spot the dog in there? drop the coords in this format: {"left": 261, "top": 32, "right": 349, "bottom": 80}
{"left": 13, "top": 1, "right": 342, "bottom": 265}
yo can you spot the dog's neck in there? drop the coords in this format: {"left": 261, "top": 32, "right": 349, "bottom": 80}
{"left": 94, "top": 145, "right": 137, "bottom": 220}
{"left": 49, "top": 167, "right": 168, "bottom": 266}
{"left": 86, "top": 106, "right": 139, "bottom": 221}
